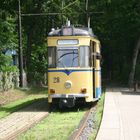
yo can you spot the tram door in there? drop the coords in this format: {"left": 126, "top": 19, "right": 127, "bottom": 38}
{"left": 90, "top": 41, "right": 96, "bottom": 98}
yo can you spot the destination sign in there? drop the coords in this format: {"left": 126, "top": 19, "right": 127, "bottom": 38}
{"left": 57, "top": 39, "right": 79, "bottom": 45}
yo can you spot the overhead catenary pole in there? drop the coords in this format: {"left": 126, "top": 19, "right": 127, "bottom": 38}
{"left": 18, "top": 0, "right": 24, "bottom": 87}
{"left": 61, "top": 0, "right": 64, "bottom": 24}
{"left": 86, "top": 0, "right": 90, "bottom": 28}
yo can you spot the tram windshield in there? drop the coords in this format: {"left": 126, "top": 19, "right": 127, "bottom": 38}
{"left": 48, "top": 46, "right": 90, "bottom": 68}
{"left": 57, "top": 47, "right": 78, "bottom": 67}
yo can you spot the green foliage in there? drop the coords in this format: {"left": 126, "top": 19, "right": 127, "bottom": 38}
{"left": 30, "top": 44, "right": 47, "bottom": 73}
{"left": 27, "top": 44, "right": 47, "bottom": 84}
{"left": 0, "top": 14, "right": 17, "bottom": 51}
{"left": 0, "top": 54, "right": 18, "bottom": 72}
{"left": 1, "top": 0, "right": 140, "bottom": 85}
{"left": 0, "top": 54, "right": 12, "bottom": 69}
{"left": 91, "top": 0, "right": 140, "bottom": 83}
{"left": 0, "top": 53, "right": 19, "bottom": 91}
{"left": 0, "top": 3, "right": 19, "bottom": 90}
{"left": 0, "top": 72, "right": 19, "bottom": 91}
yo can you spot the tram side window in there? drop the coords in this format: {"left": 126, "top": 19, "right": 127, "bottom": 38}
{"left": 80, "top": 46, "right": 90, "bottom": 67}
{"left": 48, "top": 47, "right": 56, "bottom": 68}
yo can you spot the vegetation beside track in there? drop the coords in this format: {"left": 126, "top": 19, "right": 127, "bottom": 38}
{"left": 89, "top": 93, "right": 105, "bottom": 140}
{"left": 0, "top": 87, "right": 47, "bottom": 119}
{"left": 17, "top": 108, "right": 87, "bottom": 140}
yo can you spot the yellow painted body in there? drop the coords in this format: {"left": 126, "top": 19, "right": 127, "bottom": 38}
{"left": 48, "top": 68, "right": 93, "bottom": 102}
{"left": 47, "top": 35, "right": 101, "bottom": 103}
{"left": 48, "top": 36, "right": 92, "bottom": 47}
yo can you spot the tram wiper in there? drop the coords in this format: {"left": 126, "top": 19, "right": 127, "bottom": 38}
{"left": 57, "top": 60, "right": 66, "bottom": 68}
{"left": 57, "top": 52, "right": 78, "bottom": 62}
{"left": 57, "top": 52, "right": 78, "bottom": 69}
{"left": 71, "top": 56, "right": 78, "bottom": 67}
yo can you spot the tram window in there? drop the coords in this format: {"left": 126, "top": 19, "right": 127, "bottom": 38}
{"left": 80, "top": 46, "right": 90, "bottom": 67}
{"left": 57, "top": 47, "right": 79, "bottom": 68}
{"left": 48, "top": 47, "right": 56, "bottom": 68}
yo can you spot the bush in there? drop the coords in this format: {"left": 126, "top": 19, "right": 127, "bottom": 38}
{"left": 0, "top": 71, "right": 19, "bottom": 91}
{"left": 0, "top": 54, "right": 19, "bottom": 91}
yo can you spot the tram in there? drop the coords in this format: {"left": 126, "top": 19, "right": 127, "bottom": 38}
{"left": 47, "top": 22, "right": 101, "bottom": 107}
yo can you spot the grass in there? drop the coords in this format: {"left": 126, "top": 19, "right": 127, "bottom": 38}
{"left": 16, "top": 89, "right": 105, "bottom": 140}
{"left": 0, "top": 86, "right": 105, "bottom": 139}
{"left": 0, "top": 87, "right": 48, "bottom": 105}
{"left": 0, "top": 87, "right": 47, "bottom": 119}
{"left": 89, "top": 93, "right": 105, "bottom": 140}
{"left": 17, "top": 109, "right": 87, "bottom": 140}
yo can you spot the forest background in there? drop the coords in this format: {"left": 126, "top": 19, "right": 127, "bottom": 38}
{"left": 1, "top": 0, "right": 140, "bottom": 89}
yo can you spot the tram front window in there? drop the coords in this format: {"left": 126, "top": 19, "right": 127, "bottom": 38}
{"left": 48, "top": 46, "right": 90, "bottom": 68}
{"left": 57, "top": 47, "right": 78, "bottom": 68}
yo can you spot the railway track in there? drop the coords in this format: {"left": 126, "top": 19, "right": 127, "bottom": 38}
{"left": 69, "top": 102, "right": 98, "bottom": 140}
{"left": 0, "top": 98, "right": 99, "bottom": 140}
{"left": 0, "top": 99, "right": 49, "bottom": 140}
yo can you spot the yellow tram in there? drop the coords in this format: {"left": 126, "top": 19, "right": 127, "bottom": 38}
{"left": 47, "top": 23, "right": 101, "bottom": 107}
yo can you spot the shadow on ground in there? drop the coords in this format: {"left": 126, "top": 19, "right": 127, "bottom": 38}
{"left": 50, "top": 101, "right": 97, "bottom": 113}
{"left": 0, "top": 97, "right": 97, "bottom": 117}
{"left": 0, "top": 98, "right": 48, "bottom": 116}
{"left": 121, "top": 90, "right": 140, "bottom": 96}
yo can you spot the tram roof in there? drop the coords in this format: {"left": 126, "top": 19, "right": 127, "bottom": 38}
{"left": 48, "top": 26, "right": 97, "bottom": 38}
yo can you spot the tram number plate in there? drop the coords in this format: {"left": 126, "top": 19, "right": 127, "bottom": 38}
{"left": 53, "top": 77, "right": 60, "bottom": 83}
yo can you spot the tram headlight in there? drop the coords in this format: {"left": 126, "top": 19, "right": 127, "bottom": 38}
{"left": 50, "top": 89, "right": 55, "bottom": 93}
{"left": 81, "top": 88, "right": 87, "bottom": 93}
{"left": 64, "top": 81, "right": 72, "bottom": 89}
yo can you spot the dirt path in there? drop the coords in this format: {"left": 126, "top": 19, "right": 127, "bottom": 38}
{"left": 0, "top": 99, "right": 49, "bottom": 140}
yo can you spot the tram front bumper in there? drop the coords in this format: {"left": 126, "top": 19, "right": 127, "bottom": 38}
{"left": 49, "top": 93, "right": 89, "bottom": 107}
{"left": 50, "top": 93, "right": 89, "bottom": 98}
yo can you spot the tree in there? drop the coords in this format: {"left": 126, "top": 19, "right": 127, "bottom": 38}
{"left": 0, "top": 3, "right": 18, "bottom": 69}
{"left": 129, "top": 37, "right": 140, "bottom": 87}
{"left": 1, "top": 0, "right": 140, "bottom": 87}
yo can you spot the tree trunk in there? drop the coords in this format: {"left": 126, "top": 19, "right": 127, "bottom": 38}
{"left": 128, "top": 37, "right": 140, "bottom": 87}
{"left": 26, "top": 31, "right": 33, "bottom": 84}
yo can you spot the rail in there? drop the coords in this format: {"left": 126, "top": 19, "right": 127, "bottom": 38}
{"left": 69, "top": 102, "right": 97, "bottom": 140}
